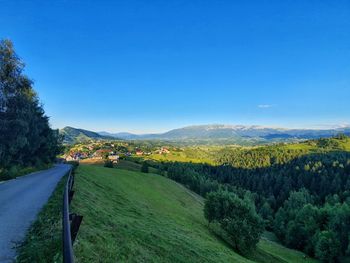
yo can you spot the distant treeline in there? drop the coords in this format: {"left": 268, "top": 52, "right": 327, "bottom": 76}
{"left": 148, "top": 137, "right": 350, "bottom": 262}
{"left": 0, "top": 40, "right": 61, "bottom": 180}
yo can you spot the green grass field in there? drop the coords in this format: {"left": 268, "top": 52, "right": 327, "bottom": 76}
{"left": 71, "top": 165, "right": 318, "bottom": 263}
{"left": 257, "top": 233, "right": 317, "bottom": 263}
{"left": 134, "top": 146, "right": 220, "bottom": 164}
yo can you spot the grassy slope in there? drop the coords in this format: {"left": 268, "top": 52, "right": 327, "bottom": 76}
{"left": 257, "top": 233, "right": 316, "bottom": 263}
{"left": 72, "top": 165, "right": 250, "bottom": 263}
{"left": 71, "top": 165, "right": 317, "bottom": 263}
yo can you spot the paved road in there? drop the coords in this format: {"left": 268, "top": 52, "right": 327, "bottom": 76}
{"left": 0, "top": 164, "right": 71, "bottom": 262}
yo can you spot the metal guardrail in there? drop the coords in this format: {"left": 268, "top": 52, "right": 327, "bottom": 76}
{"left": 62, "top": 169, "right": 83, "bottom": 263}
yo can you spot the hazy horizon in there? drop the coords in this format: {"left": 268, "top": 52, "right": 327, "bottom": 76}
{"left": 59, "top": 122, "right": 350, "bottom": 135}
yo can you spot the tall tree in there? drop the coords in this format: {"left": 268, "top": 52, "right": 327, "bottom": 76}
{"left": 0, "top": 39, "right": 61, "bottom": 178}
{"left": 315, "top": 231, "right": 341, "bottom": 262}
{"left": 204, "top": 190, "right": 264, "bottom": 253}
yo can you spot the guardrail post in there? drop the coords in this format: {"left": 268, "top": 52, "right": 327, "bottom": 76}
{"left": 70, "top": 213, "right": 83, "bottom": 243}
{"left": 69, "top": 190, "right": 75, "bottom": 204}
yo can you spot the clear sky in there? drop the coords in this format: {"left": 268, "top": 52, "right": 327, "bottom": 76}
{"left": 1, "top": 0, "right": 349, "bottom": 133}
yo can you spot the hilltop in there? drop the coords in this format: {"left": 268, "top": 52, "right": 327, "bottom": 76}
{"left": 59, "top": 126, "right": 114, "bottom": 144}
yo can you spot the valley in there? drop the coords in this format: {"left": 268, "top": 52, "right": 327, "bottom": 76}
{"left": 25, "top": 134, "right": 349, "bottom": 262}
{"left": 2, "top": 2, "right": 349, "bottom": 262}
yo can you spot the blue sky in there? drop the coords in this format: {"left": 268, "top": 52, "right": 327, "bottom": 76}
{"left": 1, "top": 0, "right": 349, "bottom": 133}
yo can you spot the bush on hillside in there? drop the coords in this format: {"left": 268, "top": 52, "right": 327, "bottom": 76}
{"left": 141, "top": 162, "right": 149, "bottom": 173}
{"left": 104, "top": 160, "right": 114, "bottom": 168}
{"left": 204, "top": 190, "right": 264, "bottom": 254}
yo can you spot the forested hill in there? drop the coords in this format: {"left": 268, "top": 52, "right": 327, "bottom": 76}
{"left": 59, "top": 126, "right": 114, "bottom": 144}
{"left": 150, "top": 135, "right": 350, "bottom": 262}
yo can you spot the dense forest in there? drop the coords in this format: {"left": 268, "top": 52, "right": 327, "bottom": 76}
{"left": 149, "top": 136, "right": 350, "bottom": 262}
{"left": 0, "top": 40, "right": 61, "bottom": 180}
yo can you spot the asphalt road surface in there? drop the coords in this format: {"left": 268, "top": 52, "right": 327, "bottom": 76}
{"left": 0, "top": 164, "right": 71, "bottom": 262}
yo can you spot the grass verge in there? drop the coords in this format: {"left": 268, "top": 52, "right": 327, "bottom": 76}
{"left": 0, "top": 164, "right": 53, "bottom": 182}
{"left": 15, "top": 175, "right": 67, "bottom": 263}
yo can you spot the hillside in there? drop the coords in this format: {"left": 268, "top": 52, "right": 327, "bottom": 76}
{"left": 71, "top": 164, "right": 317, "bottom": 263}
{"left": 100, "top": 124, "right": 350, "bottom": 145}
{"left": 59, "top": 126, "right": 114, "bottom": 144}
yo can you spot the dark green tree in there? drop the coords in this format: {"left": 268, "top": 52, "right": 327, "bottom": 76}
{"left": 204, "top": 190, "right": 264, "bottom": 253}
{"left": 259, "top": 201, "right": 274, "bottom": 229}
{"left": 141, "top": 161, "right": 149, "bottom": 173}
{"left": 0, "top": 39, "right": 61, "bottom": 179}
{"left": 104, "top": 159, "right": 114, "bottom": 168}
{"left": 315, "top": 231, "right": 341, "bottom": 262}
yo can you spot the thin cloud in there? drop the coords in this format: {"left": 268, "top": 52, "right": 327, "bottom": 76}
{"left": 258, "top": 104, "right": 273, "bottom": 109}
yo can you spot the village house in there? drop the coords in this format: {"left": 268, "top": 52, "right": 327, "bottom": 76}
{"left": 135, "top": 149, "right": 143, "bottom": 156}
{"left": 65, "top": 153, "right": 81, "bottom": 161}
{"left": 93, "top": 149, "right": 111, "bottom": 158}
{"left": 108, "top": 155, "right": 120, "bottom": 163}
{"left": 78, "top": 152, "right": 88, "bottom": 159}
{"left": 156, "top": 147, "right": 170, "bottom": 154}
{"left": 65, "top": 155, "right": 76, "bottom": 161}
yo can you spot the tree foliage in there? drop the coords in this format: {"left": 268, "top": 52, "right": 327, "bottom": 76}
{"left": 141, "top": 161, "right": 149, "bottom": 173}
{"left": 0, "top": 39, "right": 61, "bottom": 179}
{"left": 315, "top": 231, "right": 341, "bottom": 262}
{"left": 104, "top": 159, "right": 114, "bottom": 168}
{"left": 204, "top": 190, "right": 264, "bottom": 253}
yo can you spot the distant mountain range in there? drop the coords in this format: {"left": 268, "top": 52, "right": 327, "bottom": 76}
{"left": 60, "top": 124, "right": 350, "bottom": 144}
{"left": 98, "top": 131, "right": 137, "bottom": 140}
{"left": 99, "top": 124, "right": 350, "bottom": 140}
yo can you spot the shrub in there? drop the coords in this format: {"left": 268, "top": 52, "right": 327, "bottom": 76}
{"left": 315, "top": 231, "right": 341, "bottom": 262}
{"left": 141, "top": 162, "right": 149, "bottom": 173}
{"left": 204, "top": 190, "right": 264, "bottom": 253}
{"left": 104, "top": 160, "right": 114, "bottom": 168}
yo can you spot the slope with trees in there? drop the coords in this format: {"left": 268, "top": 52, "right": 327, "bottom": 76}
{"left": 149, "top": 136, "right": 350, "bottom": 262}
